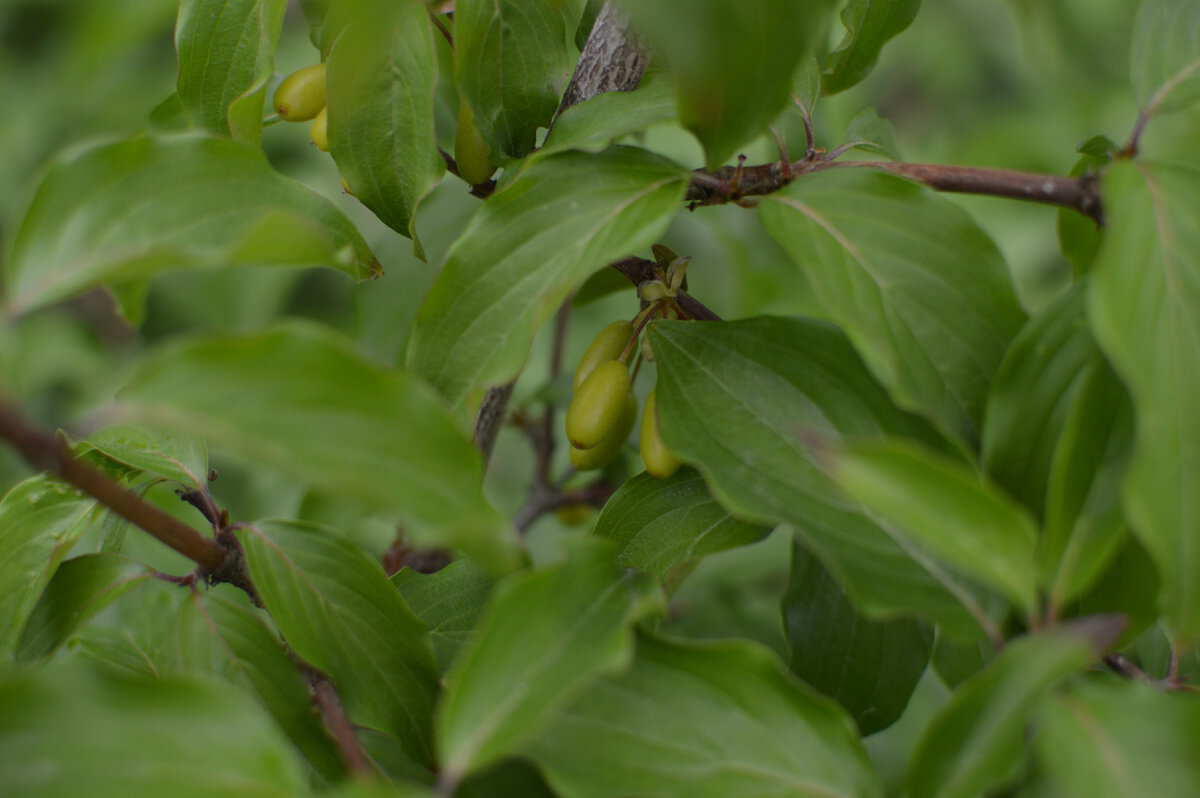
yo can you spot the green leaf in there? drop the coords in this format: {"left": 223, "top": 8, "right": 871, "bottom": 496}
{"left": 617, "top": 0, "right": 838, "bottom": 168}
{"left": 392, "top": 560, "right": 493, "bottom": 672}
{"left": 455, "top": 0, "right": 572, "bottom": 161}
{"left": 1056, "top": 136, "right": 1114, "bottom": 276}
{"left": 981, "top": 282, "right": 1097, "bottom": 521}
{"left": 175, "top": 0, "right": 288, "bottom": 143}
{"left": 827, "top": 438, "right": 1041, "bottom": 617}
{"left": 649, "top": 317, "right": 991, "bottom": 639}
{"left": 176, "top": 592, "right": 348, "bottom": 783}
{"left": 822, "top": 0, "right": 922, "bottom": 96}
{"left": 407, "top": 147, "right": 686, "bottom": 412}
{"left": 541, "top": 68, "right": 675, "bottom": 156}
{"left": 784, "top": 543, "right": 933, "bottom": 736}
{"left": 0, "top": 475, "right": 97, "bottom": 666}
{"left": 435, "top": 538, "right": 663, "bottom": 785}
{"left": 1087, "top": 158, "right": 1200, "bottom": 644}
{"left": 0, "top": 661, "right": 311, "bottom": 797}
{"left": 761, "top": 169, "right": 1027, "bottom": 446}
{"left": 593, "top": 468, "right": 771, "bottom": 583}
{"left": 3, "top": 134, "right": 380, "bottom": 319}
{"left": 907, "top": 617, "right": 1123, "bottom": 798}
{"left": 1035, "top": 678, "right": 1200, "bottom": 798}
{"left": 238, "top": 519, "right": 440, "bottom": 766}
{"left": 524, "top": 633, "right": 883, "bottom": 798}
{"left": 1130, "top": 0, "right": 1200, "bottom": 116}
{"left": 77, "top": 424, "right": 209, "bottom": 489}
{"left": 1041, "top": 356, "right": 1133, "bottom": 609}
{"left": 842, "top": 107, "right": 900, "bottom": 160}
{"left": 16, "top": 553, "right": 154, "bottom": 666}
{"left": 105, "top": 322, "right": 522, "bottom": 574}
{"left": 326, "top": 0, "right": 443, "bottom": 259}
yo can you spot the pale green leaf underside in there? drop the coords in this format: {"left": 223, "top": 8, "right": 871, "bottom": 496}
{"left": 1130, "top": 0, "right": 1200, "bottom": 116}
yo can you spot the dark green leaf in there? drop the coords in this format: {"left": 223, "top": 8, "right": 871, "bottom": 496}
{"left": 175, "top": 0, "right": 288, "bottom": 142}
{"left": 326, "top": 0, "right": 443, "bottom": 258}
{"left": 16, "top": 553, "right": 153, "bottom": 666}
{"left": 106, "top": 322, "right": 522, "bottom": 574}
{"left": 1088, "top": 158, "right": 1200, "bottom": 643}
{"left": 1130, "top": 0, "right": 1200, "bottom": 116}
{"left": 907, "top": 618, "right": 1123, "bottom": 798}
{"left": 176, "top": 592, "right": 347, "bottom": 783}
{"left": 593, "top": 468, "right": 771, "bottom": 583}
{"left": 822, "top": 0, "right": 922, "bottom": 96}
{"left": 0, "top": 476, "right": 97, "bottom": 666}
{"left": 542, "top": 68, "right": 675, "bottom": 156}
{"left": 1056, "top": 136, "right": 1114, "bottom": 276}
{"left": 1041, "top": 356, "right": 1132, "bottom": 609}
{"left": 982, "top": 282, "right": 1097, "bottom": 521}
{"left": 455, "top": 0, "right": 572, "bottom": 161}
{"left": 239, "top": 519, "right": 440, "bottom": 766}
{"left": 1068, "top": 535, "right": 1161, "bottom": 645}
{"left": 3, "top": 134, "right": 380, "bottom": 319}
{"left": 617, "top": 0, "right": 838, "bottom": 168}
{"left": 761, "top": 169, "right": 1026, "bottom": 446}
{"left": 649, "top": 317, "right": 991, "bottom": 639}
{"left": 70, "top": 580, "right": 188, "bottom": 680}
{"left": 436, "top": 539, "right": 663, "bottom": 785}
{"left": 784, "top": 543, "right": 932, "bottom": 735}
{"left": 408, "top": 147, "right": 685, "bottom": 412}
{"left": 1033, "top": 677, "right": 1200, "bottom": 798}
{"left": 0, "top": 661, "right": 311, "bottom": 797}
{"left": 393, "top": 560, "right": 493, "bottom": 672}
{"left": 78, "top": 424, "right": 209, "bottom": 489}
{"left": 525, "top": 633, "right": 883, "bottom": 798}
{"left": 826, "top": 438, "right": 1041, "bottom": 617}
{"left": 931, "top": 634, "right": 995, "bottom": 690}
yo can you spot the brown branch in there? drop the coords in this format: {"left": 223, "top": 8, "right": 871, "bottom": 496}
{"left": 312, "top": 676, "right": 374, "bottom": 777}
{"left": 685, "top": 158, "right": 1105, "bottom": 225}
{"left": 0, "top": 402, "right": 262, "bottom": 602}
{"left": 609, "top": 256, "right": 722, "bottom": 321}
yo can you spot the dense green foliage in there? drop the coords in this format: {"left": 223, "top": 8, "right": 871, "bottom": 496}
{"left": 1, "top": 0, "right": 1199, "bottom": 796}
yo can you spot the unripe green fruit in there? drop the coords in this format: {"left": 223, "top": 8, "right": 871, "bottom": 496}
{"left": 455, "top": 97, "right": 496, "bottom": 185}
{"left": 274, "top": 63, "right": 326, "bottom": 122}
{"left": 575, "top": 320, "right": 635, "bottom": 390}
{"left": 641, "top": 388, "right": 682, "bottom": 479}
{"left": 311, "top": 106, "right": 329, "bottom": 151}
{"left": 571, "top": 391, "right": 637, "bottom": 471}
{"left": 566, "top": 360, "right": 631, "bottom": 450}
{"left": 556, "top": 503, "right": 596, "bottom": 526}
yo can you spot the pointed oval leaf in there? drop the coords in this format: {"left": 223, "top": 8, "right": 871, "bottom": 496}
{"left": 104, "top": 322, "right": 522, "bottom": 574}
{"left": 785, "top": 543, "right": 933, "bottom": 736}
{"left": 455, "top": 0, "right": 573, "bottom": 161}
{"left": 78, "top": 424, "right": 209, "bottom": 490}
{"left": 541, "top": 68, "right": 676, "bottom": 156}
{"left": 617, "top": 0, "right": 839, "bottom": 168}
{"left": 392, "top": 560, "right": 494, "bottom": 673}
{"left": 826, "top": 438, "right": 1041, "bottom": 617}
{"left": 0, "top": 661, "right": 311, "bottom": 797}
{"left": 592, "top": 468, "right": 771, "bottom": 582}
{"left": 1087, "top": 158, "right": 1200, "bottom": 643}
{"left": 326, "top": 0, "right": 443, "bottom": 257}
{"left": 0, "top": 475, "right": 98, "bottom": 665}
{"left": 822, "top": 0, "right": 922, "bottom": 96}
{"left": 649, "top": 317, "right": 993, "bottom": 639}
{"left": 524, "top": 633, "right": 883, "bottom": 798}
{"left": 436, "top": 539, "right": 663, "bottom": 785}
{"left": 407, "top": 147, "right": 686, "bottom": 411}
{"left": 3, "top": 134, "right": 380, "bottom": 319}
{"left": 761, "top": 169, "right": 1027, "bottom": 446}
{"left": 1130, "top": 0, "right": 1200, "bottom": 116}
{"left": 1033, "top": 677, "right": 1200, "bottom": 798}
{"left": 16, "top": 553, "right": 154, "bottom": 667}
{"left": 239, "top": 519, "right": 440, "bottom": 766}
{"left": 175, "top": 0, "right": 288, "bottom": 142}
{"left": 907, "top": 617, "right": 1123, "bottom": 798}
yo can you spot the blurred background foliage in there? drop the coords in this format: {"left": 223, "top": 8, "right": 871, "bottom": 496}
{"left": 0, "top": 3, "right": 1170, "bottom": 782}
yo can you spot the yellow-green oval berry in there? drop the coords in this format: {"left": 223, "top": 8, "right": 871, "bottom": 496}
{"left": 566, "top": 360, "right": 631, "bottom": 450}
{"left": 571, "top": 392, "right": 637, "bottom": 471}
{"left": 641, "top": 388, "right": 682, "bottom": 479}
{"left": 556, "top": 503, "right": 596, "bottom": 526}
{"left": 574, "top": 320, "right": 635, "bottom": 390}
{"left": 455, "top": 97, "right": 496, "bottom": 185}
{"left": 310, "top": 106, "right": 329, "bottom": 151}
{"left": 274, "top": 63, "right": 327, "bottom": 122}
